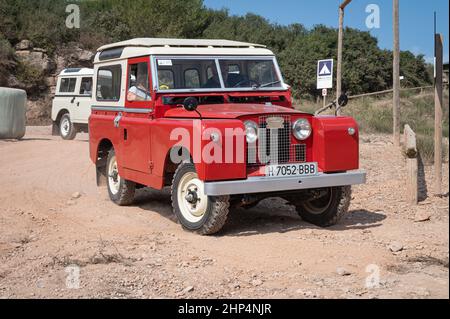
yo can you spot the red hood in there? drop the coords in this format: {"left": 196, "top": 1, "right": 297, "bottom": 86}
{"left": 164, "top": 103, "right": 308, "bottom": 119}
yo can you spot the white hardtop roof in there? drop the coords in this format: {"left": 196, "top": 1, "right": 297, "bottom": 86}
{"left": 59, "top": 68, "right": 93, "bottom": 76}
{"left": 94, "top": 38, "right": 274, "bottom": 62}
{"left": 97, "top": 38, "right": 266, "bottom": 51}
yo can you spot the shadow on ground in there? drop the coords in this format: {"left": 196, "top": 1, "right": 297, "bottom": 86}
{"left": 134, "top": 191, "right": 386, "bottom": 237}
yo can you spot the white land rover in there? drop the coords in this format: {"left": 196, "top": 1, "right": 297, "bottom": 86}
{"left": 51, "top": 68, "right": 93, "bottom": 140}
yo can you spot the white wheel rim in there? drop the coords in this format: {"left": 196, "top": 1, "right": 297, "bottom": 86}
{"left": 177, "top": 172, "right": 208, "bottom": 223}
{"left": 60, "top": 117, "right": 70, "bottom": 136}
{"left": 108, "top": 155, "right": 121, "bottom": 195}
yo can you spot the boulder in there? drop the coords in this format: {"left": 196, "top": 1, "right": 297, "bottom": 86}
{"left": 15, "top": 50, "right": 56, "bottom": 74}
{"left": 15, "top": 40, "right": 33, "bottom": 51}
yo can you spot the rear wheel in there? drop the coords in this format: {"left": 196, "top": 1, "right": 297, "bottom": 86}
{"left": 171, "top": 163, "right": 230, "bottom": 235}
{"left": 106, "top": 149, "right": 135, "bottom": 206}
{"left": 292, "top": 186, "right": 352, "bottom": 227}
{"left": 59, "top": 114, "right": 77, "bottom": 140}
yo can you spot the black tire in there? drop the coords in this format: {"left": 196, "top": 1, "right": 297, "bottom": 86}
{"left": 171, "top": 162, "right": 230, "bottom": 235}
{"left": 59, "top": 113, "right": 77, "bottom": 140}
{"left": 106, "top": 149, "right": 135, "bottom": 206}
{"left": 293, "top": 186, "right": 352, "bottom": 227}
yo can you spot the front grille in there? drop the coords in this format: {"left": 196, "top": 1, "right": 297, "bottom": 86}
{"left": 247, "top": 115, "right": 307, "bottom": 166}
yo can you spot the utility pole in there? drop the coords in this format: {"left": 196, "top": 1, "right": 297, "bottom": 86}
{"left": 393, "top": 0, "right": 401, "bottom": 147}
{"left": 434, "top": 18, "right": 443, "bottom": 196}
{"left": 336, "top": 0, "right": 352, "bottom": 116}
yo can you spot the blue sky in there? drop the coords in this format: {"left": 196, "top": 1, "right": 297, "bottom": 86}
{"left": 204, "top": 0, "right": 449, "bottom": 63}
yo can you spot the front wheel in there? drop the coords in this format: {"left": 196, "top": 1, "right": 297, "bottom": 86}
{"left": 171, "top": 163, "right": 230, "bottom": 235}
{"left": 106, "top": 149, "right": 136, "bottom": 206}
{"left": 292, "top": 186, "right": 352, "bottom": 227}
{"left": 59, "top": 114, "right": 77, "bottom": 140}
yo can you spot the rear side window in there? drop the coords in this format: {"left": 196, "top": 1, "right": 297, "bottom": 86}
{"left": 59, "top": 78, "right": 77, "bottom": 93}
{"left": 79, "top": 77, "right": 93, "bottom": 96}
{"left": 96, "top": 65, "right": 122, "bottom": 101}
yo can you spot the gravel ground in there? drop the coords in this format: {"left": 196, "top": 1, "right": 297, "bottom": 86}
{"left": 0, "top": 127, "right": 448, "bottom": 299}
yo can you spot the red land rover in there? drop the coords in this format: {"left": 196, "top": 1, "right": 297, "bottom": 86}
{"left": 89, "top": 38, "right": 366, "bottom": 235}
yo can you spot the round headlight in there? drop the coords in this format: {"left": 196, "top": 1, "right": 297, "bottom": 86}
{"left": 292, "top": 119, "right": 312, "bottom": 140}
{"left": 244, "top": 121, "right": 258, "bottom": 144}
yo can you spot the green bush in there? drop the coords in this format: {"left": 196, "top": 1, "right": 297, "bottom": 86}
{"left": 15, "top": 61, "right": 45, "bottom": 88}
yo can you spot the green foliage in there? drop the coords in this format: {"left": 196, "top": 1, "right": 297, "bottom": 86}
{"left": 0, "top": 0, "right": 433, "bottom": 97}
{"left": 15, "top": 60, "right": 45, "bottom": 88}
{"left": 0, "top": 36, "right": 15, "bottom": 85}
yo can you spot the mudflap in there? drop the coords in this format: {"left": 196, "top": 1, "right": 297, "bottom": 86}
{"left": 96, "top": 156, "right": 108, "bottom": 187}
{"left": 51, "top": 122, "right": 59, "bottom": 136}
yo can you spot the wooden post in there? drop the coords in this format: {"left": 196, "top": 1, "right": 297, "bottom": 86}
{"left": 336, "top": 0, "right": 352, "bottom": 116}
{"left": 393, "top": 0, "right": 401, "bottom": 147}
{"left": 404, "top": 124, "right": 418, "bottom": 205}
{"left": 434, "top": 33, "right": 443, "bottom": 196}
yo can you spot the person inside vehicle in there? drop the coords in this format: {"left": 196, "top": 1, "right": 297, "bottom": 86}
{"left": 127, "top": 74, "right": 151, "bottom": 101}
{"left": 202, "top": 67, "right": 221, "bottom": 88}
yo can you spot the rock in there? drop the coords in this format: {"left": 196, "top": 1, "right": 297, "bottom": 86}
{"left": 75, "top": 49, "right": 95, "bottom": 62}
{"left": 71, "top": 192, "right": 81, "bottom": 199}
{"left": 229, "top": 283, "right": 240, "bottom": 290}
{"left": 15, "top": 50, "right": 55, "bottom": 73}
{"left": 45, "top": 76, "right": 56, "bottom": 87}
{"left": 388, "top": 242, "right": 403, "bottom": 253}
{"left": 183, "top": 286, "right": 194, "bottom": 294}
{"left": 15, "top": 40, "right": 33, "bottom": 51}
{"left": 336, "top": 267, "right": 352, "bottom": 276}
{"left": 414, "top": 211, "right": 431, "bottom": 222}
{"left": 251, "top": 279, "right": 263, "bottom": 286}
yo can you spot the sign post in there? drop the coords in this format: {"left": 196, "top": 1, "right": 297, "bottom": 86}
{"left": 434, "top": 33, "right": 443, "bottom": 196}
{"left": 322, "top": 89, "right": 328, "bottom": 108}
{"left": 317, "top": 59, "right": 333, "bottom": 112}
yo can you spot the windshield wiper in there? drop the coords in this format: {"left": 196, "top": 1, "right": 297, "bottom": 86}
{"left": 258, "top": 80, "right": 282, "bottom": 88}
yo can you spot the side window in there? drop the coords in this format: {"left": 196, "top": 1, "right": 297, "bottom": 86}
{"left": 96, "top": 65, "right": 122, "bottom": 101}
{"left": 158, "top": 70, "right": 174, "bottom": 90}
{"left": 79, "top": 77, "right": 93, "bottom": 96}
{"left": 127, "top": 62, "right": 151, "bottom": 101}
{"left": 184, "top": 69, "right": 200, "bottom": 88}
{"left": 59, "top": 78, "right": 77, "bottom": 93}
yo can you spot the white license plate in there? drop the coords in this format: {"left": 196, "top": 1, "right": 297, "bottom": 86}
{"left": 265, "top": 163, "right": 318, "bottom": 178}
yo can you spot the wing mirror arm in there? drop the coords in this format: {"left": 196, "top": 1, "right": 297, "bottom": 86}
{"left": 182, "top": 97, "right": 202, "bottom": 120}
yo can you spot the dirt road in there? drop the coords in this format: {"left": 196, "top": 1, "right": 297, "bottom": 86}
{"left": 0, "top": 127, "right": 448, "bottom": 299}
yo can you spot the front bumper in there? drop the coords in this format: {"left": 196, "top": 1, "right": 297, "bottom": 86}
{"left": 204, "top": 170, "right": 366, "bottom": 196}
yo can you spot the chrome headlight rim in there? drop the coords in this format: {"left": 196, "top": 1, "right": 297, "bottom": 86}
{"left": 292, "top": 118, "right": 312, "bottom": 140}
{"left": 244, "top": 120, "right": 258, "bottom": 144}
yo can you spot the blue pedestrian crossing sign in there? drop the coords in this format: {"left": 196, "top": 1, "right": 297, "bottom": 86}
{"left": 317, "top": 59, "right": 333, "bottom": 89}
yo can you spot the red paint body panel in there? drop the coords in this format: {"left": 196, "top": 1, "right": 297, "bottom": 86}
{"left": 164, "top": 103, "right": 307, "bottom": 119}
{"left": 89, "top": 54, "right": 361, "bottom": 192}
{"left": 312, "top": 116, "right": 359, "bottom": 172}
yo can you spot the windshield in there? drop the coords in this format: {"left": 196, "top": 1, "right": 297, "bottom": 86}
{"left": 155, "top": 57, "right": 283, "bottom": 91}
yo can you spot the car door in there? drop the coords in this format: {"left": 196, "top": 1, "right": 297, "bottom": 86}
{"left": 119, "top": 56, "right": 154, "bottom": 175}
{"left": 76, "top": 77, "right": 93, "bottom": 124}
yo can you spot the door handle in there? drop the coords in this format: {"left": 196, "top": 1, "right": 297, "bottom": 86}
{"left": 114, "top": 112, "right": 122, "bottom": 128}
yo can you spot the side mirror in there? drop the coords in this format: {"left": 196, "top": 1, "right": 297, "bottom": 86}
{"left": 183, "top": 97, "right": 198, "bottom": 112}
{"left": 338, "top": 94, "right": 349, "bottom": 107}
